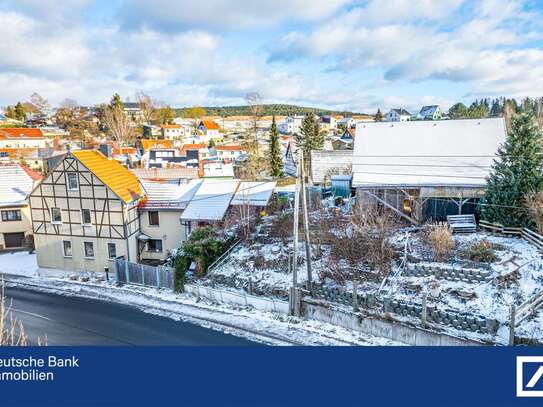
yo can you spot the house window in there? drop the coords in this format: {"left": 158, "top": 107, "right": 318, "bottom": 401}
{"left": 1, "top": 210, "right": 21, "bottom": 222}
{"left": 81, "top": 209, "right": 92, "bottom": 226}
{"left": 107, "top": 243, "right": 116, "bottom": 259}
{"left": 147, "top": 239, "right": 162, "bottom": 252}
{"left": 63, "top": 240, "right": 72, "bottom": 257}
{"left": 51, "top": 207, "right": 62, "bottom": 223}
{"left": 84, "top": 241, "right": 94, "bottom": 258}
{"left": 67, "top": 172, "right": 79, "bottom": 190}
{"left": 148, "top": 211, "right": 159, "bottom": 226}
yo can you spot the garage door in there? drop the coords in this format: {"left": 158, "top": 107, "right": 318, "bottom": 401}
{"left": 4, "top": 232, "right": 25, "bottom": 248}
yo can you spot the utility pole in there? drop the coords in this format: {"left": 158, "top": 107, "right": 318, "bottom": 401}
{"left": 300, "top": 151, "right": 313, "bottom": 294}
{"left": 290, "top": 153, "right": 301, "bottom": 316}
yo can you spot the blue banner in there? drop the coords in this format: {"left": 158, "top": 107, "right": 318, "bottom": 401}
{"left": 0, "top": 347, "right": 542, "bottom": 406}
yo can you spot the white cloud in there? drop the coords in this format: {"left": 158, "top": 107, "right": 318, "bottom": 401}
{"left": 120, "top": 0, "right": 353, "bottom": 31}
{"left": 270, "top": 0, "right": 543, "bottom": 98}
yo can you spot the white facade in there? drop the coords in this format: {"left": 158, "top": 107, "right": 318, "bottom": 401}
{"left": 29, "top": 154, "right": 142, "bottom": 273}
{"left": 278, "top": 115, "right": 304, "bottom": 134}
{"left": 385, "top": 109, "right": 411, "bottom": 122}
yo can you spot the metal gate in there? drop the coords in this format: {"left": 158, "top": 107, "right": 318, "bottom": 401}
{"left": 114, "top": 258, "right": 174, "bottom": 290}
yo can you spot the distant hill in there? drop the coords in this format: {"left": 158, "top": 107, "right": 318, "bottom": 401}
{"left": 176, "top": 104, "right": 369, "bottom": 118}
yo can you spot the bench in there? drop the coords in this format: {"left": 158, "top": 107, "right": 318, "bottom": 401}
{"left": 447, "top": 214, "right": 476, "bottom": 234}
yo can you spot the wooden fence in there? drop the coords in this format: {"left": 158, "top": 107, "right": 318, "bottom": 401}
{"left": 114, "top": 258, "right": 174, "bottom": 290}
{"left": 479, "top": 220, "right": 543, "bottom": 251}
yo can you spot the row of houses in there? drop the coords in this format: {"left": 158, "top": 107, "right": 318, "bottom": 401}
{"left": 0, "top": 150, "right": 276, "bottom": 274}
{"left": 385, "top": 105, "right": 442, "bottom": 122}
{"left": 145, "top": 119, "right": 222, "bottom": 144}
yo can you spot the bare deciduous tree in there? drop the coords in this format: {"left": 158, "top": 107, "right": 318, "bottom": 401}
{"left": 30, "top": 92, "right": 51, "bottom": 116}
{"left": 136, "top": 91, "right": 155, "bottom": 124}
{"left": 103, "top": 105, "right": 134, "bottom": 146}
{"left": 245, "top": 91, "right": 262, "bottom": 156}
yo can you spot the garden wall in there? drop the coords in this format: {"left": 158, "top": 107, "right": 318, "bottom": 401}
{"left": 302, "top": 299, "right": 486, "bottom": 346}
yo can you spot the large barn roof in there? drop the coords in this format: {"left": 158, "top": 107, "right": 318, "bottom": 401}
{"left": 352, "top": 118, "right": 507, "bottom": 188}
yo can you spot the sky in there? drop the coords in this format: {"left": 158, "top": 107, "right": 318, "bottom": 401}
{"left": 1, "top": 0, "right": 543, "bottom": 113}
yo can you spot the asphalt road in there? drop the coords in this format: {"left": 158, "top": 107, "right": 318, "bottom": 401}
{"left": 4, "top": 287, "right": 258, "bottom": 346}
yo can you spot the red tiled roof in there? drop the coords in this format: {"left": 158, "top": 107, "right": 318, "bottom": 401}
{"left": 200, "top": 120, "right": 219, "bottom": 130}
{"left": 19, "top": 164, "right": 43, "bottom": 181}
{"left": 0, "top": 128, "right": 44, "bottom": 139}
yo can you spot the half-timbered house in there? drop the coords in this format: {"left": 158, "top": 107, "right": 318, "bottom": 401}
{"left": 29, "top": 150, "right": 143, "bottom": 273}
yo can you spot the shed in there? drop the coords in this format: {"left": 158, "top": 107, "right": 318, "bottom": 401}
{"left": 352, "top": 118, "right": 507, "bottom": 222}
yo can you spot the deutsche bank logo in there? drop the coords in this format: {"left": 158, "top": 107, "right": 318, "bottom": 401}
{"left": 517, "top": 356, "right": 543, "bottom": 397}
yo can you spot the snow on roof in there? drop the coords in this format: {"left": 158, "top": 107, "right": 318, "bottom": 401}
{"left": 391, "top": 108, "right": 411, "bottom": 116}
{"left": 180, "top": 179, "right": 239, "bottom": 221}
{"left": 419, "top": 105, "right": 439, "bottom": 116}
{"left": 352, "top": 118, "right": 507, "bottom": 188}
{"left": 131, "top": 167, "right": 199, "bottom": 180}
{"left": 140, "top": 180, "right": 202, "bottom": 210}
{"left": 231, "top": 182, "right": 276, "bottom": 206}
{"left": 0, "top": 164, "right": 39, "bottom": 207}
{"left": 310, "top": 150, "right": 353, "bottom": 184}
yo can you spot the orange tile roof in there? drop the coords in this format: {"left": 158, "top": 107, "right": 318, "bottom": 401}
{"left": 113, "top": 147, "right": 137, "bottom": 155}
{"left": 181, "top": 143, "right": 207, "bottom": 152}
{"left": 0, "top": 128, "right": 44, "bottom": 139}
{"left": 141, "top": 139, "right": 173, "bottom": 150}
{"left": 72, "top": 150, "right": 142, "bottom": 203}
{"left": 200, "top": 120, "right": 219, "bottom": 130}
{"left": 215, "top": 145, "right": 242, "bottom": 151}
{"left": 0, "top": 148, "right": 39, "bottom": 158}
{"left": 161, "top": 124, "right": 181, "bottom": 129}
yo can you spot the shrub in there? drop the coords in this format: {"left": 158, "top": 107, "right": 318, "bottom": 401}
{"left": 173, "top": 254, "right": 190, "bottom": 293}
{"left": 181, "top": 227, "right": 230, "bottom": 276}
{"left": 424, "top": 224, "right": 455, "bottom": 261}
{"left": 461, "top": 239, "right": 498, "bottom": 263}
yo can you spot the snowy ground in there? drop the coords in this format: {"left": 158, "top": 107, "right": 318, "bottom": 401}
{"left": 0, "top": 251, "right": 400, "bottom": 346}
{"left": 388, "top": 233, "right": 543, "bottom": 324}
{"left": 210, "top": 223, "right": 543, "bottom": 344}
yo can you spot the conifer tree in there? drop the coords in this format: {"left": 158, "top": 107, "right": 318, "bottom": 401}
{"left": 110, "top": 93, "right": 124, "bottom": 109}
{"left": 14, "top": 102, "right": 25, "bottom": 121}
{"left": 294, "top": 114, "right": 323, "bottom": 174}
{"left": 269, "top": 115, "right": 283, "bottom": 177}
{"left": 481, "top": 113, "right": 543, "bottom": 227}
{"left": 375, "top": 108, "right": 383, "bottom": 122}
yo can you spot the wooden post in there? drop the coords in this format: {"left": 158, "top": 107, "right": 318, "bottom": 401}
{"left": 421, "top": 292, "right": 428, "bottom": 328}
{"left": 300, "top": 151, "right": 313, "bottom": 295}
{"left": 290, "top": 153, "right": 301, "bottom": 316}
{"left": 509, "top": 305, "right": 516, "bottom": 346}
{"left": 156, "top": 266, "right": 161, "bottom": 289}
{"left": 294, "top": 287, "right": 301, "bottom": 317}
{"left": 352, "top": 279, "right": 358, "bottom": 312}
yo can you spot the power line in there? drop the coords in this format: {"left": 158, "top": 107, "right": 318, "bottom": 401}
{"left": 352, "top": 170, "right": 487, "bottom": 180}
